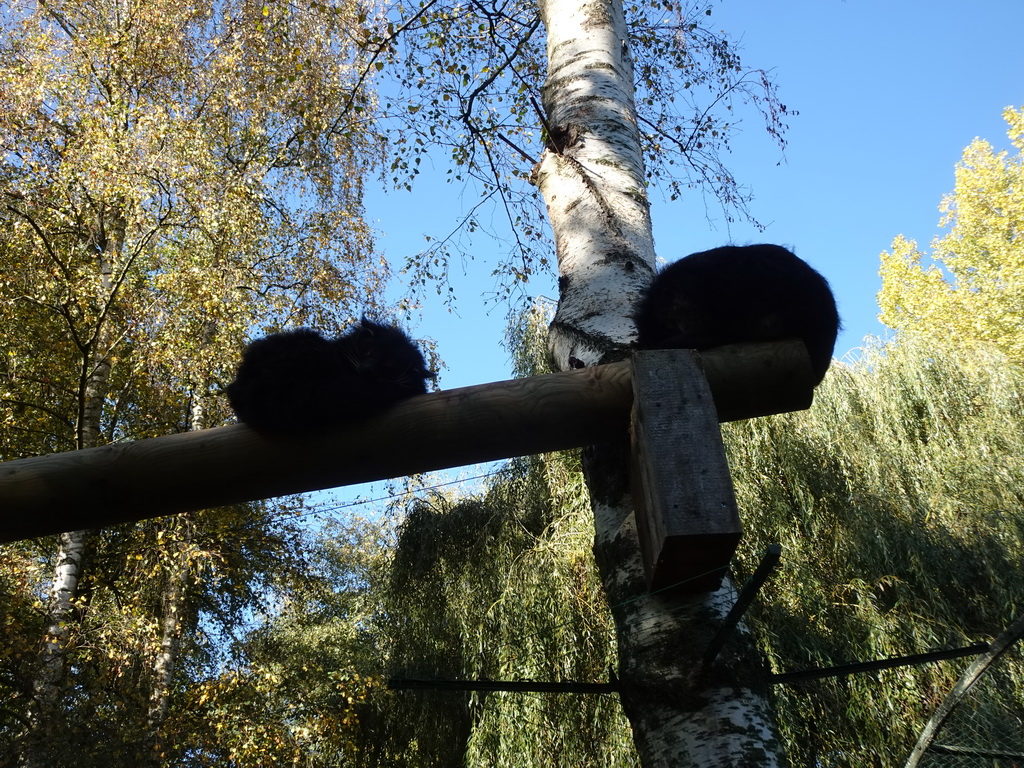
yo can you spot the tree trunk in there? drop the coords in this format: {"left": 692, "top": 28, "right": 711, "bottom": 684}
{"left": 24, "top": 530, "right": 89, "bottom": 766}
{"left": 143, "top": 393, "right": 209, "bottom": 764}
{"left": 23, "top": 213, "right": 122, "bottom": 767}
{"left": 535, "top": 0, "right": 784, "bottom": 764}
{"left": 24, "top": 355, "right": 108, "bottom": 765}
{"left": 145, "top": 528, "right": 190, "bottom": 765}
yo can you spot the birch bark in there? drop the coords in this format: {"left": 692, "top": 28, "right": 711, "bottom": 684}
{"left": 25, "top": 212, "right": 124, "bottom": 766}
{"left": 535, "top": 0, "right": 784, "bottom": 763}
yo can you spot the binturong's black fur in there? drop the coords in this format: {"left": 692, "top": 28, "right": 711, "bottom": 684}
{"left": 633, "top": 244, "right": 841, "bottom": 385}
{"left": 226, "top": 318, "right": 434, "bottom": 436}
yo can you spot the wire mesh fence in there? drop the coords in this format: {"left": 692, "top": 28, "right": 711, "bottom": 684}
{"left": 917, "top": 644, "right": 1024, "bottom": 768}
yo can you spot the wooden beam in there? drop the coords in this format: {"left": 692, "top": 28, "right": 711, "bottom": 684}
{"left": 697, "top": 337, "right": 814, "bottom": 421}
{"left": 0, "top": 339, "right": 816, "bottom": 542}
{"left": 0, "top": 362, "right": 632, "bottom": 541}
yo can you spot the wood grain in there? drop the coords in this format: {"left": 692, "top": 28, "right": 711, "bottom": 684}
{"left": 0, "top": 339, "right": 817, "bottom": 541}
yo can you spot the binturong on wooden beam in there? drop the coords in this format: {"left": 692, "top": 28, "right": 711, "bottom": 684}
{"left": 0, "top": 340, "right": 818, "bottom": 555}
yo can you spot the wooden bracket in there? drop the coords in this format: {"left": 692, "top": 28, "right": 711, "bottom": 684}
{"left": 629, "top": 341, "right": 817, "bottom": 595}
{"left": 630, "top": 349, "right": 741, "bottom": 594}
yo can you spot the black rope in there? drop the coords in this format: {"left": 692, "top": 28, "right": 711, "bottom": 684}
{"left": 771, "top": 643, "right": 989, "bottom": 685}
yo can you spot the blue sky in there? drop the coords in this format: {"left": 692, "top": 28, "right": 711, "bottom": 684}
{"left": 363, "top": 0, "right": 1024, "bottom": 393}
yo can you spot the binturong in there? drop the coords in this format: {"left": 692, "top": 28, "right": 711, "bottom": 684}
{"left": 633, "top": 244, "right": 841, "bottom": 385}
{"left": 226, "top": 318, "right": 434, "bottom": 436}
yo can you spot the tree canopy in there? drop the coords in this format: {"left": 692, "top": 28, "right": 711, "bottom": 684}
{"left": 878, "top": 105, "right": 1024, "bottom": 363}
{"left": 0, "top": 0, "right": 386, "bottom": 762}
{"left": 369, "top": 0, "right": 792, "bottom": 302}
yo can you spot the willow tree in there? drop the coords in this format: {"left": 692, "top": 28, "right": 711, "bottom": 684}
{"left": 352, "top": 332, "right": 1024, "bottom": 766}
{"left": 726, "top": 336, "right": 1024, "bottom": 765}
{"left": 0, "top": 0, "right": 382, "bottom": 762}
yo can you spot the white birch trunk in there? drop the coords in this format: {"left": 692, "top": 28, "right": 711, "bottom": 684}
{"left": 25, "top": 214, "right": 122, "bottom": 766}
{"left": 535, "top": 0, "right": 784, "bottom": 764}
{"left": 533, "top": 0, "right": 653, "bottom": 365}
{"left": 31, "top": 531, "right": 88, "bottom": 715}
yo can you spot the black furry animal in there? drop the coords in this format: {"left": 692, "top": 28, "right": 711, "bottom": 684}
{"left": 633, "top": 244, "right": 840, "bottom": 384}
{"left": 226, "top": 319, "right": 434, "bottom": 436}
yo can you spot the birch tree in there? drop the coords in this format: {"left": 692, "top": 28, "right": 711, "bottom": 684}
{"left": 534, "top": 0, "right": 782, "bottom": 763}
{"left": 0, "top": 0, "right": 381, "bottom": 762}
{"left": 371, "top": 9, "right": 793, "bottom": 756}
{"left": 376, "top": 0, "right": 789, "bottom": 302}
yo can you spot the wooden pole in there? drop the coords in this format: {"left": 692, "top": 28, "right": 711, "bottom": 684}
{"left": 0, "top": 340, "right": 815, "bottom": 542}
